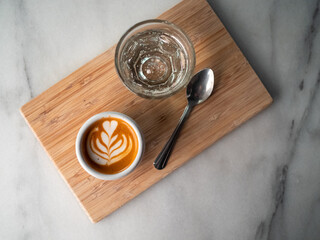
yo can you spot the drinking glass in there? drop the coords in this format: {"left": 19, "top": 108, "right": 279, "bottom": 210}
{"left": 115, "top": 19, "right": 195, "bottom": 98}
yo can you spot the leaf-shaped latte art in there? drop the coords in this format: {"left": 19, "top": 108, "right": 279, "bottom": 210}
{"left": 86, "top": 119, "right": 133, "bottom": 166}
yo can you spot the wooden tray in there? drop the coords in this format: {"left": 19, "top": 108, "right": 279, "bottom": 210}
{"left": 20, "top": 0, "right": 272, "bottom": 223}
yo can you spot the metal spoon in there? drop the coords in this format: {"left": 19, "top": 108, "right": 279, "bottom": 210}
{"left": 154, "top": 68, "right": 215, "bottom": 170}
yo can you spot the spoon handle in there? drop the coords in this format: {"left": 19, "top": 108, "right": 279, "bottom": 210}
{"left": 154, "top": 104, "right": 193, "bottom": 170}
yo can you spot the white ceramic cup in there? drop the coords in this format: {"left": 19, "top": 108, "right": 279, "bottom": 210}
{"left": 75, "top": 112, "right": 144, "bottom": 180}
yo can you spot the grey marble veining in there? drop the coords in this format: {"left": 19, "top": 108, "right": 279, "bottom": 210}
{"left": 0, "top": 0, "right": 319, "bottom": 239}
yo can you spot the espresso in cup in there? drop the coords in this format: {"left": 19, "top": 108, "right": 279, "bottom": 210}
{"left": 76, "top": 112, "right": 144, "bottom": 180}
{"left": 82, "top": 117, "right": 139, "bottom": 174}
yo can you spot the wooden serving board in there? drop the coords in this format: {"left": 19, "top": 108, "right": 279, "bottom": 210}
{"left": 20, "top": 0, "right": 272, "bottom": 223}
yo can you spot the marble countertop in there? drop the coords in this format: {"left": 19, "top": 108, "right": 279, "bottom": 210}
{"left": 1, "top": 0, "right": 319, "bottom": 239}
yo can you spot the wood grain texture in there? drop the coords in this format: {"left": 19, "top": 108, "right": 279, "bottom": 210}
{"left": 20, "top": 0, "right": 272, "bottom": 223}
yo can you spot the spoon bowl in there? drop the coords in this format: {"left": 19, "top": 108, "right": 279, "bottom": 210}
{"left": 187, "top": 68, "right": 214, "bottom": 105}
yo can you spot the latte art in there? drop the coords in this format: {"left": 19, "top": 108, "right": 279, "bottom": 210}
{"left": 86, "top": 120, "right": 133, "bottom": 165}
{"left": 82, "top": 117, "right": 139, "bottom": 174}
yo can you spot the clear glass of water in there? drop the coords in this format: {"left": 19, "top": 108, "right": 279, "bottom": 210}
{"left": 115, "top": 19, "right": 195, "bottom": 99}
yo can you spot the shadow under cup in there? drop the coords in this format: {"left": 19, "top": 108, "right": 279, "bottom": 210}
{"left": 75, "top": 112, "right": 144, "bottom": 180}
{"left": 115, "top": 19, "right": 195, "bottom": 99}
